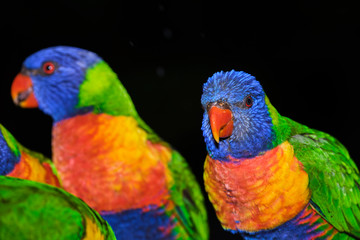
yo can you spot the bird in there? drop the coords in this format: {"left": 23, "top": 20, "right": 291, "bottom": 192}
{"left": 0, "top": 175, "right": 116, "bottom": 240}
{"left": 11, "top": 46, "right": 209, "bottom": 240}
{"left": 0, "top": 123, "right": 61, "bottom": 187}
{"left": 200, "top": 70, "right": 360, "bottom": 239}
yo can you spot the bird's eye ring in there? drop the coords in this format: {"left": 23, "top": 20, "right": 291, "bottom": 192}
{"left": 245, "top": 95, "right": 253, "bottom": 108}
{"left": 42, "top": 62, "right": 56, "bottom": 75}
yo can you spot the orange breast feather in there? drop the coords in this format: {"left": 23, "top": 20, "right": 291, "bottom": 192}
{"left": 204, "top": 141, "right": 310, "bottom": 232}
{"left": 53, "top": 113, "right": 173, "bottom": 212}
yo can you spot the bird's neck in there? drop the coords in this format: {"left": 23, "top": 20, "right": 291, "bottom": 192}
{"left": 78, "top": 72, "right": 138, "bottom": 118}
{"left": 62, "top": 60, "right": 158, "bottom": 140}
{"left": 204, "top": 140, "right": 310, "bottom": 232}
{"left": 265, "top": 95, "right": 309, "bottom": 148}
{"left": 49, "top": 60, "right": 140, "bottom": 123}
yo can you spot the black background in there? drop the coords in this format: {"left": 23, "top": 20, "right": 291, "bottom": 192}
{"left": 1, "top": 1, "right": 359, "bottom": 239}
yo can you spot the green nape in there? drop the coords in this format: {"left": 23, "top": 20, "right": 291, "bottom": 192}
{"left": 77, "top": 60, "right": 160, "bottom": 142}
{"left": 0, "top": 176, "right": 116, "bottom": 240}
{"left": 264, "top": 95, "right": 309, "bottom": 148}
{"left": 0, "top": 124, "right": 20, "bottom": 158}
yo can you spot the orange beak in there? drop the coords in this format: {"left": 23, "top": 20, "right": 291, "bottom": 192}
{"left": 208, "top": 106, "right": 234, "bottom": 143}
{"left": 11, "top": 73, "right": 38, "bottom": 108}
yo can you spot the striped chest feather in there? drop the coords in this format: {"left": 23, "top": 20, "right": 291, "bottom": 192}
{"left": 204, "top": 141, "right": 311, "bottom": 232}
{"left": 52, "top": 113, "right": 173, "bottom": 213}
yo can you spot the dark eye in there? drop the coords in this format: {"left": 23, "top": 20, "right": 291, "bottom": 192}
{"left": 245, "top": 95, "right": 253, "bottom": 108}
{"left": 42, "top": 62, "right": 56, "bottom": 74}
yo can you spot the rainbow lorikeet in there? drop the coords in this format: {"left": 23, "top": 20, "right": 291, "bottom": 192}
{"left": 11, "top": 46, "right": 209, "bottom": 240}
{"left": 0, "top": 175, "right": 116, "bottom": 240}
{"left": 0, "top": 123, "right": 61, "bottom": 187}
{"left": 201, "top": 70, "right": 360, "bottom": 239}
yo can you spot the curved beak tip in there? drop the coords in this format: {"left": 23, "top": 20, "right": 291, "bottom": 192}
{"left": 212, "top": 131, "right": 220, "bottom": 143}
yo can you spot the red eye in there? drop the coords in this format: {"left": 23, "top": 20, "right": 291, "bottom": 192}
{"left": 42, "top": 62, "right": 55, "bottom": 74}
{"left": 245, "top": 96, "right": 253, "bottom": 108}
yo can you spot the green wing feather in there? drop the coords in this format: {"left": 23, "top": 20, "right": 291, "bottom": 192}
{"left": 285, "top": 117, "right": 360, "bottom": 237}
{"left": 167, "top": 150, "right": 209, "bottom": 240}
{"left": 0, "top": 176, "right": 116, "bottom": 240}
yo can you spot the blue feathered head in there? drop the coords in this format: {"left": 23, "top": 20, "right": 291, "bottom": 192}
{"left": 11, "top": 46, "right": 102, "bottom": 122}
{"left": 201, "top": 70, "right": 274, "bottom": 160}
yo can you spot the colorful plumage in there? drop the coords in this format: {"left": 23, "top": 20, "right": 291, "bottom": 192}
{"left": 11, "top": 46, "right": 208, "bottom": 240}
{"left": 0, "top": 175, "right": 116, "bottom": 240}
{"left": 201, "top": 70, "right": 360, "bottom": 239}
{"left": 0, "top": 123, "right": 61, "bottom": 187}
